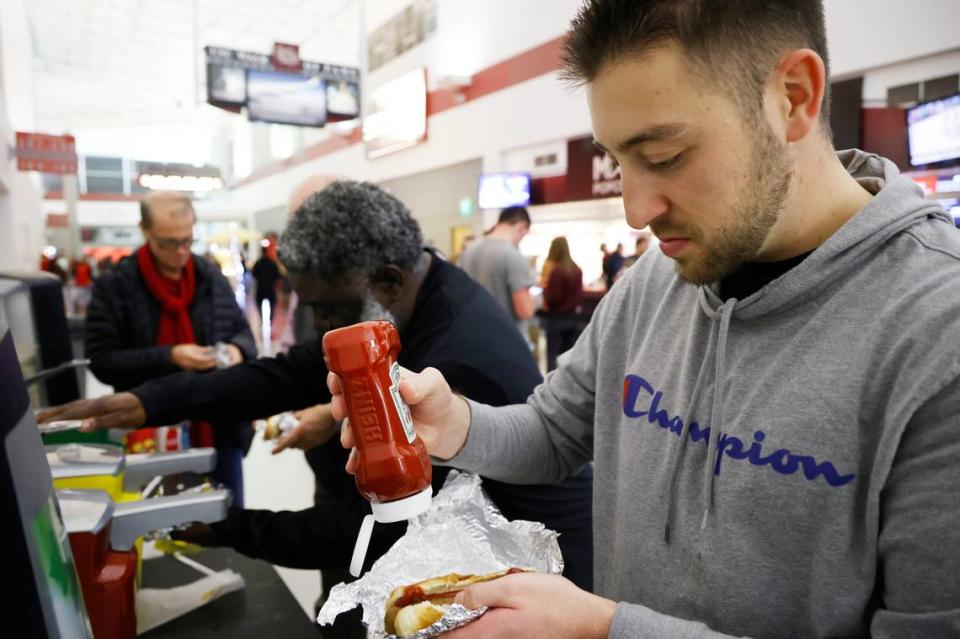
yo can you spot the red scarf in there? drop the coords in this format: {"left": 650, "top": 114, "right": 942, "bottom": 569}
{"left": 137, "top": 245, "right": 196, "bottom": 345}
{"left": 137, "top": 245, "right": 214, "bottom": 448}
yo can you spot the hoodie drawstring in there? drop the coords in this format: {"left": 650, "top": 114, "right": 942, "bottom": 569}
{"left": 701, "top": 298, "right": 736, "bottom": 530}
{"left": 663, "top": 319, "right": 718, "bottom": 543}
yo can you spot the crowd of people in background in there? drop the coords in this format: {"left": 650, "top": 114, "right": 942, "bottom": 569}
{"left": 39, "top": 247, "right": 121, "bottom": 315}
{"left": 38, "top": 202, "right": 651, "bottom": 373}
{"left": 600, "top": 232, "right": 650, "bottom": 290}
{"left": 34, "top": 192, "right": 657, "bottom": 475}
{"left": 34, "top": 194, "right": 655, "bottom": 506}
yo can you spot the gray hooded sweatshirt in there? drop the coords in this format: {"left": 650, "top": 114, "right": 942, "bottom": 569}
{"left": 446, "top": 150, "right": 960, "bottom": 637}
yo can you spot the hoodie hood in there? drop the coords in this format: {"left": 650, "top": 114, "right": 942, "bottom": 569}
{"left": 663, "top": 149, "right": 952, "bottom": 541}
{"left": 698, "top": 149, "right": 951, "bottom": 320}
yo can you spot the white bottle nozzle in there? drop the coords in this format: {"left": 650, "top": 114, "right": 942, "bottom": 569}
{"left": 349, "top": 488, "right": 432, "bottom": 578}
{"left": 350, "top": 514, "right": 375, "bottom": 578}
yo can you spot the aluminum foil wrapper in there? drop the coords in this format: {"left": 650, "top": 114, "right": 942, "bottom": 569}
{"left": 317, "top": 471, "right": 563, "bottom": 637}
{"left": 212, "top": 342, "right": 232, "bottom": 369}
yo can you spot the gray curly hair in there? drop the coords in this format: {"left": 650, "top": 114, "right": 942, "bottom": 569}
{"left": 277, "top": 181, "right": 423, "bottom": 283}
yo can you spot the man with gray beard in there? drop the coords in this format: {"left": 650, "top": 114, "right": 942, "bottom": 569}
{"left": 39, "top": 181, "right": 594, "bottom": 636}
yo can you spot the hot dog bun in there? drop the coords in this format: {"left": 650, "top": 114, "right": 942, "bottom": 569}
{"left": 393, "top": 601, "right": 447, "bottom": 637}
{"left": 384, "top": 568, "right": 528, "bottom": 636}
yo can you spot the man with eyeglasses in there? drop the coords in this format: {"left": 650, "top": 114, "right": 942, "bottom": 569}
{"left": 83, "top": 190, "right": 257, "bottom": 504}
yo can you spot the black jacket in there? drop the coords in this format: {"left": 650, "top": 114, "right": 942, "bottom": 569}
{"left": 85, "top": 252, "right": 257, "bottom": 450}
{"left": 132, "top": 250, "right": 594, "bottom": 590}
{"left": 251, "top": 257, "right": 280, "bottom": 299}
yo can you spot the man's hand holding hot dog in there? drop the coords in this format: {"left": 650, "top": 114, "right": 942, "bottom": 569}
{"left": 329, "top": 366, "right": 472, "bottom": 470}
{"left": 446, "top": 572, "right": 615, "bottom": 639}
{"left": 328, "top": 367, "right": 617, "bottom": 639}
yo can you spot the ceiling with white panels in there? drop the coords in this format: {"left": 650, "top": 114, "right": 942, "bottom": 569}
{"left": 25, "top": 0, "right": 361, "bottom": 130}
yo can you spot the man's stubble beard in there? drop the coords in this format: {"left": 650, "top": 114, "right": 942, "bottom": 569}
{"left": 669, "top": 115, "right": 792, "bottom": 286}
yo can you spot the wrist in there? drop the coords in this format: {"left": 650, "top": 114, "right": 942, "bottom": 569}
{"left": 583, "top": 595, "right": 617, "bottom": 639}
{"left": 433, "top": 394, "right": 472, "bottom": 461}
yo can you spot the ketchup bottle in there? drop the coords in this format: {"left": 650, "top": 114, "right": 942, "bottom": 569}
{"left": 323, "top": 321, "right": 433, "bottom": 576}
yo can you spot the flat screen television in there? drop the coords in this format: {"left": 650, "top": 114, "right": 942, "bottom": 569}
{"left": 205, "top": 64, "right": 245, "bottom": 114}
{"left": 478, "top": 173, "right": 531, "bottom": 209}
{"left": 207, "top": 64, "right": 246, "bottom": 105}
{"left": 246, "top": 69, "right": 327, "bottom": 127}
{"left": 907, "top": 93, "right": 960, "bottom": 168}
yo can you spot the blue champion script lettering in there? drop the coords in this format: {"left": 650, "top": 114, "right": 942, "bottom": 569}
{"left": 622, "top": 374, "right": 855, "bottom": 488}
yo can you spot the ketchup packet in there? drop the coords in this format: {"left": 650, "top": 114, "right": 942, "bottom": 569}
{"left": 316, "top": 471, "right": 563, "bottom": 637}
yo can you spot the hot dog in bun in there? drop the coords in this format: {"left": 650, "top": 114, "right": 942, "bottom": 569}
{"left": 384, "top": 568, "right": 529, "bottom": 636}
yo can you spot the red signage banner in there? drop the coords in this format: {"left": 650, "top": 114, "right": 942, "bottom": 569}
{"left": 46, "top": 213, "right": 69, "bottom": 228}
{"left": 566, "top": 134, "right": 622, "bottom": 200}
{"left": 15, "top": 132, "right": 78, "bottom": 174}
{"left": 272, "top": 42, "right": 303, "bottom": 71}
{"left": 910, "top": 174, "right": 938, "bottom": 195}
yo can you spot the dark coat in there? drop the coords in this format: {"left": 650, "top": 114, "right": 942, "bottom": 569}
{"left": 132, "top": 251, "right": 594, "bottom": 590}
{"left": 84, "top": 253, "right": 257, "bottom": 451}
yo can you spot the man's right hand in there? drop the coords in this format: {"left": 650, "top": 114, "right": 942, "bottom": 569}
{"left": 171, "top": 344, "right": 217, "bottom": 371}
{"left": 328, "top": 366, "right": 471, "bottom": 474}
{"left": 35, "top": 392, "right": 147, "bottom": 432}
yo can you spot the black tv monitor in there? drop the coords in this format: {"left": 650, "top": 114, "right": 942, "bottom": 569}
{"left": 907, "top": 93, "right": 960, "bottom": 168}
{"left": 0, "top": 327, "right": 93, "bottom": 637}
{"left": 206, "top": 63, "right": 246, "bottom": 113}
{"left": 246, "top": 69, "right": 327, "bottom": 127}
{"left": 478, "top": 173, "right": 532, "bottom": 209}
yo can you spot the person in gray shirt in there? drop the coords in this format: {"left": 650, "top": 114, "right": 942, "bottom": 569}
{"left": 331, "top": 1, "right": 960, "bottom": 637}
{"left": 459, "top": 206, "right": 535, "bottom": 342}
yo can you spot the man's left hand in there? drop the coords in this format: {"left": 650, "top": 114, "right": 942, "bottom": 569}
{"left": 271, "top": 403, "right": 337, "bottom": 454}
{"left": 445, "top": 573, "right": 616, "bottom": 639}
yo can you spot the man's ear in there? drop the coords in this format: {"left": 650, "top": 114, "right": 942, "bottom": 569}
{"left": 370, "top": 264, "right": 406, "bottom": 303}
{"left": 771, "top": 48, "right": 826, "bottom": 143}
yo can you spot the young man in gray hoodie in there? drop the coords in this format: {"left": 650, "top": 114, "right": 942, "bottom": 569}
{"left": 334, "top": 1, "right": 960, "bottom": 637}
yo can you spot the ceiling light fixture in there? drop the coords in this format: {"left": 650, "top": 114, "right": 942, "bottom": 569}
{"left": 136, "top": 162, "right": 224, "bottom": 192}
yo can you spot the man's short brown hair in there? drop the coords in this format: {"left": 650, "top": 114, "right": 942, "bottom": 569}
{"left": 561, "top": 0, "right": 831, "bottom": 126}
{"left": 140, "top": 191, "right": 195, "bottom": 229}
{"left": 498, "top": 206, "right": 531, "bottom": 227}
